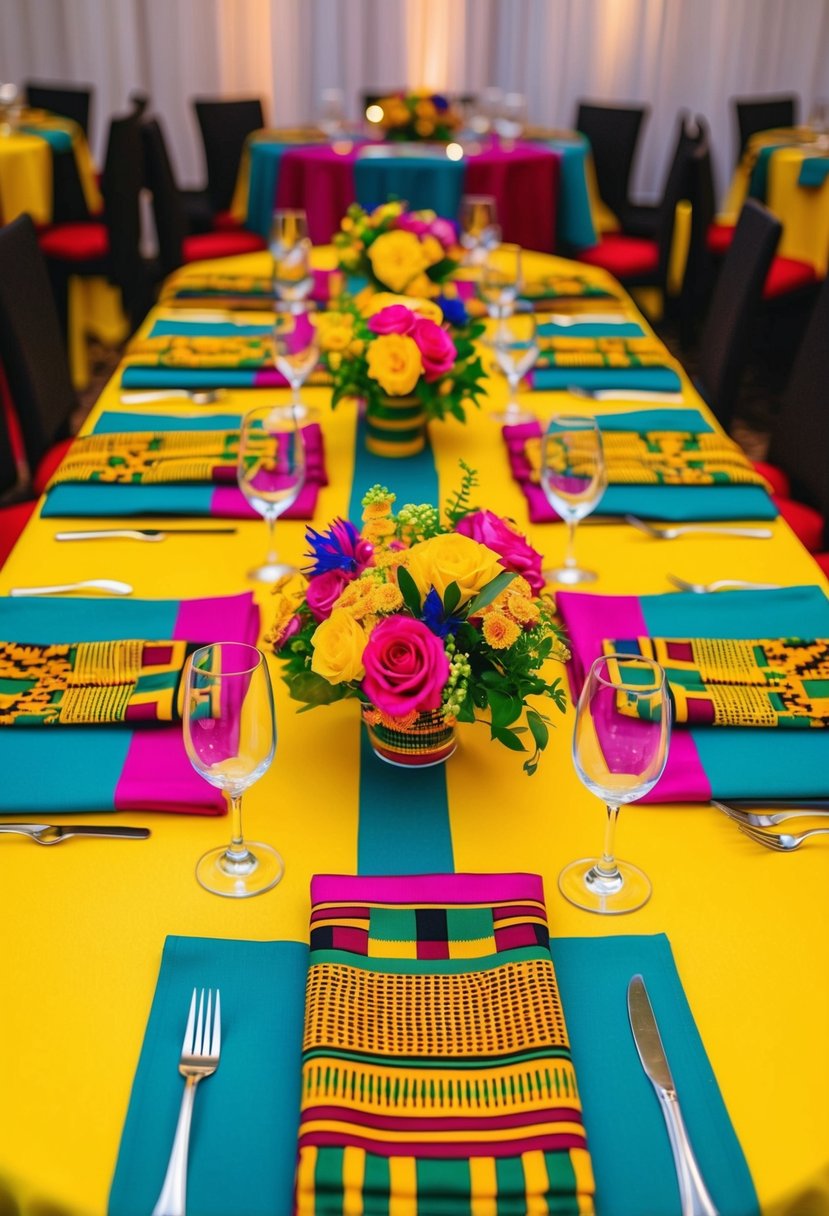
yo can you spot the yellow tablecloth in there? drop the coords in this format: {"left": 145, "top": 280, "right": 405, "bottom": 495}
{"left": 0, "top": 248, "right": 827, "bottom": 1215}
{"left": 0, "top": 111, "right": 102, "bottom": 225}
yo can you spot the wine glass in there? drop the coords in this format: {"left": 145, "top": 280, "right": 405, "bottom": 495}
{"left": 494, "top": 92, "right": 527, "bottom": 141}
{"left": 272, "top": 305, "right": 320, "bottom": 422}
{"left": 559, "top": 653, "right": 671, "bottom": 915}
{"left": 183, "top": 642, "right": 281, "bottom": 898}
{"left": 237, "top": 404, "right": 306, "bottom": 582}
{"left": 459, "top": 194, "right": 499, "bottom": 264}
{"left": 479, "top": 242, "right": 522, "bottom": 320}
{"left": 269, "top": 209, "right": 313, "bottom": 310}
{"left": 490, "top": 310, "right": 539, "bottom": 424}
{"left": 319, "top": 88, "right": 346, "bottom": 138}
{"left": 539, "top": 415, "right": 607, "bottom": 584}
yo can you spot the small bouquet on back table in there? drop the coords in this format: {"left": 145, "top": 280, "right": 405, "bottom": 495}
{"left": 267, "top": 466, "right": 568, "bottom": 773}
{"left": 373, "top": 90, "right": 462, "bottom": 142}
{"left": 334, "top": 201, "right": 460, "bottom": 297}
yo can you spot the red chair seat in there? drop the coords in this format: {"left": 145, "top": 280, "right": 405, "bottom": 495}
{"left": 706, "top": 222, "right": 734, "bottom": 257}
{"left": 0, "top": 501, "right": 36, "bottom": 567}
{"left": 182, "top": 230, "right": 266, "bottom": 262}
{"left": 38, "top": 222, "right": 109, "bottom": 262}
{"left": 577, "top": 233, "right": 659, "bottom": 279}
{"left": 762, "top": 257, "right": 819, "bottom": 300}
{"left": 752, "top": 459, "right": 790, "bottom": 498}
{"left": 774, "top": 495, "right": 825, "bottom": 552}
{"left": 814, "top": 552, "right": 829, "bottom": 578}
{"left": 33, "top": 437, "right": 74, "bottom": 496}
{"left": 213, "top": 210, "right": 244, "bottom": 232}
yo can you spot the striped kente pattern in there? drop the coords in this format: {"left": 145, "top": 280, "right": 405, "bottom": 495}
{"left": 294, "top": 873, "right": 595, "bottom": 1215}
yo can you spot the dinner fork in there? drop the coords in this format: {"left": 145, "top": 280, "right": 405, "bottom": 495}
{"left": 152, "top": 988, "right": 221, "bottom": 1216}
{"left": 8, "top": 579, "right": 133, "bottom": 596}
{"left": 712, "top": 800, "right": 829, "bottom": 828}
{"left": 625, "top": 515, "right": 773, "bottom": 540}
{"left": 668, "top": 574, "right": 782, "bottom": 593}
{"left": 733, "top": 821, "right": 829, "bottom": 851}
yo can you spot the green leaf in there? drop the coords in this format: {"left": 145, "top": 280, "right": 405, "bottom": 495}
{"left": 287, "top": 670, "right": 348, "bottom": 707}
{"left": 443, "top": 581, "right": 461, "bottom": 614}
{"left": 488, "top": 688, "right": 522, "bottom": 729}
{"left": 492, "top": 726, "right": 527, "bottom": 752}
{"left": 466, "top": 571, "right": 516, "bottom": 616}
{"left": 396, "top": 565, "right": 422, "bottom": 616}
{"left": 526, "top": 710, "right": 549, "bottom": 753}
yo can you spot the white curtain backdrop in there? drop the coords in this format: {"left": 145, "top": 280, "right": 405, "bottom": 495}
{"left": 2, "top": 0, "right": 829, "bottom": 204}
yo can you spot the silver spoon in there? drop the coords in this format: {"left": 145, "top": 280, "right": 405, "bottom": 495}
{"left": 668, "top": 574, "right": 782, "bottom": 593}
{"left": 120, "top": 390, "right": 224, "bottom": 405}
{"left": 626, "top": 515, "right": 773, "bottom": 540}
{"left": 9, "top": 579, "right": 133, "bottom": 596}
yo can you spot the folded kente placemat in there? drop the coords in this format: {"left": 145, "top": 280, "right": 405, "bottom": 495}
{"left": 157, "top": 266, "right": 347, "bottom": 310}
{"left": 41, "top": 414, "right": 326, "bottom": 520}
{"left": 295, "top": 872, "right": 594, "bottom": 1216}
{"left": 537, "top": 429, "right": 770, "bottom": 487}
{"left": 121, "top": 330, "right": 332, "bottom": 391}
{"left": 0, "top": 638, "right": 197, "bottom": 725}
{"left": 454, "top": 273, "right": 619, "bottom": 310}
{"left": 557, "top": 586, "right": 829, "bottom": 800}
{"left": 504, "top": 412, "right": 778, "bottom": 522}
{"left": 603, "top": 637, "right": 829, "bottom": 728}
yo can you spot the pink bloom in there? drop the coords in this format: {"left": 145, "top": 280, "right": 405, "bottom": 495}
{"left": 362, "top": 617, "right": 450, "bottom": 716}
{"left": 411, "top": 318, "right": 456, "bottom": 382}
{"left": 394, "top": 214, "right": 431, "bottom": 237}
{"left": 455, "top": 510, "right": 545, "bottom": 595}
{"left": 367, "top": 304, "right": 417, "bottom": 335}
{"left": 306, "top": 569, "right": 352, "bottom": 622}
{"left": 428, "top": 217, "right": 456, "bottom": 248}
{"left": 273, "top": 615, "right": 302, "bottom": 650}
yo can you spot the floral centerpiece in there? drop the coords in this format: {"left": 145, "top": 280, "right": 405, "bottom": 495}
{"left": 334, "top": 201, "right": 459, "bottom": 297}
{"left": 316, "top": 294, "right": 485, "bottom": 456}
{"left": 373, "top": 91, "right": 462, "bottom": 142}
{"left": 268, "top": 467, "right": 568, "bottom": 774}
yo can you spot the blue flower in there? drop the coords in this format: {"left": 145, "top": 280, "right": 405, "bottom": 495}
{"left": 421, "top": 587, "right": 464, "bottom": 638}
{"left": 304, "top": 519, "right": 373, "bottom": 576}
{"left": 436, "top": 295, "right": 468, "bottom": 327}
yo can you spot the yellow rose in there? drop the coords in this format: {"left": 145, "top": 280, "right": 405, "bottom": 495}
{"left": 366, "top": 334, "right": 423, "bottom": 396}
{"left": 310, "top": 609, "right": 367, "bottom": 684}
{"left": 421, "top": 235, "right": 446, "bottom": 266}
{"left": 367, "top": 230, "right": 429, "bottom": 293}
{"left": 405, "top": 534, "right": 504, "bottom": 604}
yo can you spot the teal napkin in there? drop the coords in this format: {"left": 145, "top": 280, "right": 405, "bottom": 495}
{"left": 532, "top": 365, "right": 683, "bottom": 393}
{"left": 20, "top": 123, "right": 74, "bottom": 153}
{"left": 797, "top": 155, "right": 829, "bottom": 188}
{"left": 109, "top": 936, "right": 308, "bottom": 1216}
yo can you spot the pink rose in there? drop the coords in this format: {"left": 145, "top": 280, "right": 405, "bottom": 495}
{"left": 272, "top": 615, "right": 302, "bottom": 650}
{"left": 455, "top": 510, "right": 544, "bottom": 595}
{"left": 367, "top": 304, "right": 417, "bottom": 335}
{"left": 411, "top": 318, "right": 456, "bottom": 383}
{"left": 306, "top": 569, "right": 351, "bottom": 622}
{"left": 428, "top": 217, "right": 456, "bottom": 248}
{"left": 394, "top": 214, "right": 431, "bottom": 237}
{"left": 362, "top": 617, "right": 450, "bottom": 716}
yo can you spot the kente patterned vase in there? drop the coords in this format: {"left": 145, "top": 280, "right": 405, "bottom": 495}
{"left": 364, "top": 394, "right": 427, "bottom": 458}
{"left": 361, "top": 703, "right": 456, "bottom": 767}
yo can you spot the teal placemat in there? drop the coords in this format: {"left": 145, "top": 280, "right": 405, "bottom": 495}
{"left": 797, "top": 155, "right": 829, "bottom": 188}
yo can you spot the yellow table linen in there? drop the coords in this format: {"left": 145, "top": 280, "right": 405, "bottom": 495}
{"left": 0, "top": 132, "right": 52, "bottom": 223}
{"left": 0, "top": 247, "right": 827, "bottom": 1216}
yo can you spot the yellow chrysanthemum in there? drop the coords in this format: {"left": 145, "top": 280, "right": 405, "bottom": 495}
{"left": 506, "top": 594, "right": 540, "bottom": 625}
{"left": 362, "top": 500, "right": 393, "bottom": 521}
{"left": 510, "top": 575, "right": 532, "bottom": 599}
{"left": 482, "top": 612, "right": 521, "bottom": 650}
{"left": 369, "top": 583, "right": 404, "bottom": 614}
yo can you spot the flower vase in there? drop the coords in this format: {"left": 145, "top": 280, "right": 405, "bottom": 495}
{"left": 361, "top": 703, "right": 456, "bottom": 767}
{"left": 365, "top": 394, "right": 427, "bottom": 458}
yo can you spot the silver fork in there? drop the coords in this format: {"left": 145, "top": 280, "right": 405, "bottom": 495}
{"left": 733, "top": 821, "right": 829, "bottom": 851}
{"left": 668, "top": 574, "right": 782, "bottom": 593}
{"left": 713, "top": 800, "right": 829, "bottom": 827}
{"left": 152, "top": 988, "right": 221, "bottom": 1216}
{"left": 626, "top": 515, "right": 773, "bottom": 540}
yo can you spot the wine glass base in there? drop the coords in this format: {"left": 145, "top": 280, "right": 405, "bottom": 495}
{"left": 267, "top": 403, "right": 320, "bottom": 423}
{"left": 544, "top": 565, "right": 598, "bottom": 585}
{"left": 490, "top": 406, "right": 536, "bottom": 424}
{"left": 196, "top": 842, "right": 285, "bottom": 898}
{"left": 558, "top": 857, "right": 651, "bottom": 915}
{"left": 247, "top": 560, "right": 297, "bottom": 583}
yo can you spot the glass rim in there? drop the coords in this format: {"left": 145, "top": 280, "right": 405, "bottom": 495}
{"left": 187, "top": 641, "right": 265, "bottom": 678}
{"left": 545, "top": 413, "right": 600, "bottom": 430}
{"left": 589, "top": 652, "right": 666, "bottom": 694}
{"left": 271, "top": 207, "right": 307, "bottom": 219}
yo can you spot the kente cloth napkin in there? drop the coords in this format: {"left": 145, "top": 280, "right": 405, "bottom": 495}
{"left": 603, "top": 637, "right": 829, "bottom": 728}
{"left": 41, "top": 415, "right": 326, "bottom": 521}
{"left": 503, "top": 411, "right": 779, "bottom": 523}
{"left": 0, "top": 592, "right": 259, "bottom": 814}
{"left": 453, "top": 273, "right": 620, "bottom": 311}
{"left": 121, "top": 331, "right": 332, "bottom": 392}
{"left": 158, "top": 266, "right": 346, "bottom": 310}
{"left": 556, "top": 585, "right": 829, "bottom": 801}
{"left": 295, "top": 872, "right": 595, "bottom": 1216}
{"left": 0, "top": 638, "right": 197, "bottom": 725}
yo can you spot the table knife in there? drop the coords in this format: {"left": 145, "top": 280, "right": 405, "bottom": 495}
{"left": 627, "top": 975, "right": 719, "bottom": 1216}
{"left": 55, "top": 528, "right": 238, "bottom": 542}
{"left": 0, "top": 823, "right": 150, "bottom": 841}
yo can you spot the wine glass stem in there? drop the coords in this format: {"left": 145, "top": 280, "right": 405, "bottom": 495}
{"left": 565, "top": 519, "right": 578, "bottom": 569}
{"left": 227, "top": 793, "right": 250, "bottom": 861}
{"left": 596, "top": 803, "right": 621, "bottom": 880}
{"left": 291, "top": 381, "right": 302, "bottom": 414}
{"left": 265, "top": 513, "right": 278, "bottom": 566}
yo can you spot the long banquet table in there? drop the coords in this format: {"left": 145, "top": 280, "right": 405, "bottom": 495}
{"left": 1, "top": 246, "right": 827, "bottom": 1215}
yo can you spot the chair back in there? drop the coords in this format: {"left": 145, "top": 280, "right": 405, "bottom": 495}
{"left": 25, "top": 80, "right": 92, "bottom": 135}
{"left": 677, "top": 127, "right": 716, "bottom": 345}
{"left": 141, "top": 117, "right": 188, "bottom": 276}
{"left": 769, "top": 276, "right": 829, "bottom": 542}
{"left": 100, "top": 112, "right": 146, "bottom": 326}
{"left": 734, "top": 94, "right": 798, "bottom": 160}
{"left": 653, "top": 113, "right": 703, "bottom": 291}
{"left": 575, "top": 101, "right": 648, "bottom": 219}
{"left": 696, "top": 199, "right": 781, "bottom": 429}
{"left": 0, "top": 216, "right": 76, "bottom": 474}
{"left": 193, "top": 98, "right": 265, "bottom": 214}
{"left": 0, "top": 369, "right": 22, "bottom": 498}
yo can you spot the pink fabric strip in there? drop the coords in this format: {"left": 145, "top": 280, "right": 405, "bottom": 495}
{"left": 555, "top": 591, "right": 711, "bottom": 803}
{"left": 298, "top": 1130, "right": 587, "bottom": 1157}
{"left": 311, "top": 872, "right": 546, "bottom": 906}
{"left": 114, "top": 594, "right": 261, "bottom": 814}
{"left": 210, "top": 421, "right": 327, "bottom": 519}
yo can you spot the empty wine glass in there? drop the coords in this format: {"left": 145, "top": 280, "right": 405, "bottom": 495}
{"left": 540, "top": 415, "right": 607, "bottom": 584}
{"left": 490, "top": 311, "right": 538, "bottom": 424}
{"left": 237, "top": 404, "right": 306, "bottom": 582}
{"left": 459, "top": 194, "right": 499, "bottom": 264}
{"left": 183, "top": 642, "right": 281, "bottom": 898}
{"left": 494, "top": 92, "right": 527, "bottom": 141}
{"left": 559, "top": 653, "right": 671, "bottom": 914}
{"left": 269, "top": 209, "right": 313, "bottom": 310}
{"left": 319, "top": 88, "right": 346, "bottom": 138}
{"left": 272, "top": 306, "right": 320, "bottom": 422}
{"left": 479, "top": 242, "right": 522, "bottom": 320}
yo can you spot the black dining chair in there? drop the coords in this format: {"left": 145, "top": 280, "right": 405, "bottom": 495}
{"left": 25, "top": 80, "right": 93, "bottom": 136}
{"left": 618, "top": 113, "right": 704, "bottom": 238}
{"left": 141, "top": 117, "right": 266, "bottom": 279}
{"left": 676, "top": 133, "right": 717, "bottom": 348}
{"left": 734, "top": 94, "right": 799, "bottom": 161}
{"left": 0, "top": 375, "right": 36, "bottom": 568}
{"left": 193, "top": 97, "right": 265, "bottom": 220}
{"left": 575, "top": 101, "right": 649, "bottom": 222}
{"left": 695, "top": 199, "right": 781, "bottom": 431}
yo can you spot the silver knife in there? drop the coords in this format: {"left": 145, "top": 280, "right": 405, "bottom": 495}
{"left": 627, "top": 975, "right": 719, "bottom": 1216}
{"left": 55, "top": 529, "right": 238, "bottom": 542}
{"left": 0, "top": 823, "right": 150, "bottom": 842}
